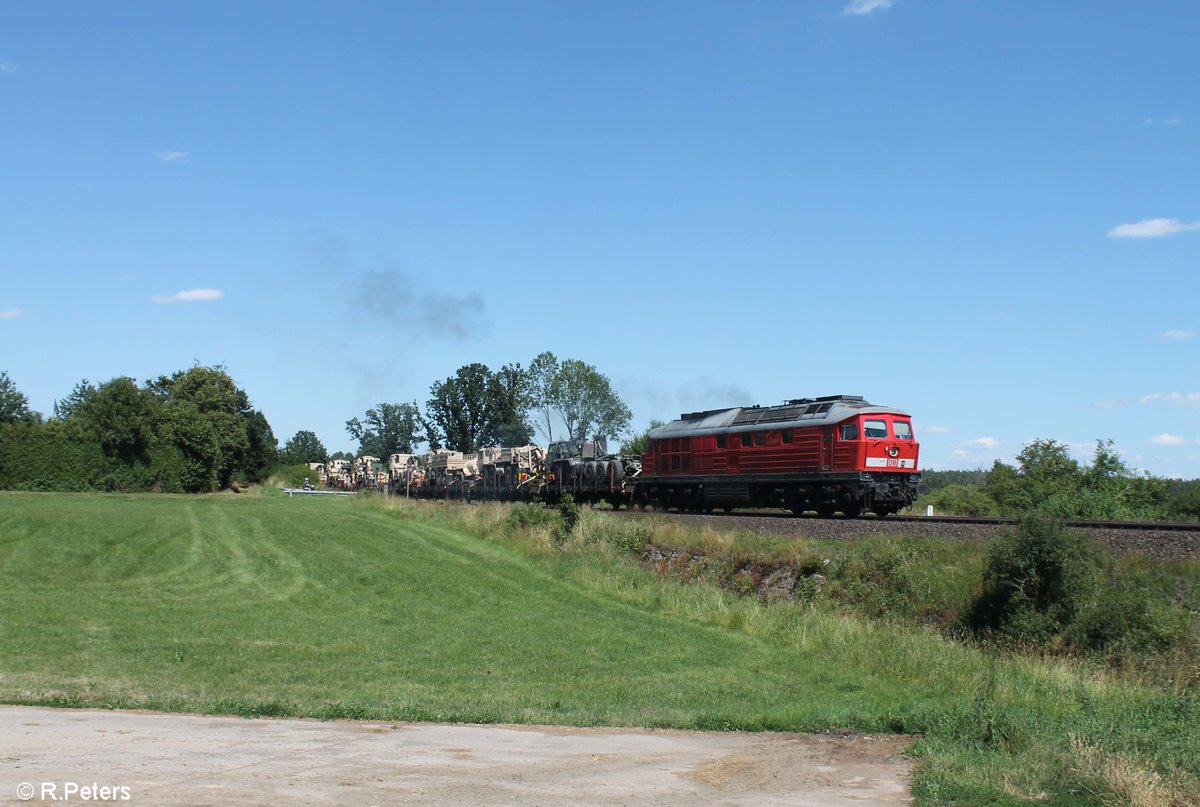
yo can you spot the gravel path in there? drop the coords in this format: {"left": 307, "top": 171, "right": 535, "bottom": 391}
{"left": 2, "top": 707, "right": 914, "bottom": 807}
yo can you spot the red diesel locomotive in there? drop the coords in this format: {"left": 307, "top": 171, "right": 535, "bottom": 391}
{"left": 634, "top": 395, "right": 920, "bottom": 517}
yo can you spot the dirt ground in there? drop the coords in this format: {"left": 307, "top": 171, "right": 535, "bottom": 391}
{"left": 2, "top": 706, "right": 914, "bottom": 806}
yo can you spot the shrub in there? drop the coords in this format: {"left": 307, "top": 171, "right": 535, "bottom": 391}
{"left": 1064, "top": 572, "right": 1184, "bottom": 654}
{"left": 962, "top": 515, "right": 1097, "bottom": 645}
{"left": 927, "top": 484, "right": 1000, "bottom": 517}
{"left": 585, "top": 520, "right": 653, "bottom": 555}
{"left": 832, "top": 537, "right": 937, "bottom": 620}
{"left": 504, "top": 504, "right": 561, "bottom": 533}
{"left": 556, "top": 494, "right": 581, "bottom": 541}
{"left": 273, "top": 464, "right": 319, "bottom": 490}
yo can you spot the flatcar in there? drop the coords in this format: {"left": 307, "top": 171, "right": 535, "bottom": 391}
{"left": 633, "top": 394, "right": 920, "bottom": 517}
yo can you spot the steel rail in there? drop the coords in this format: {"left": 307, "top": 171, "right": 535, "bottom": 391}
{"left": 623, "top": 509, "right": 1200, "bottom": 532}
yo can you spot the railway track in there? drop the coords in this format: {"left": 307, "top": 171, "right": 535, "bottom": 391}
{"left": 876, "top": 514, "right": 1200, "bottom": 532}
{"left": 621, "top": 508, "right": 1200, "bottom": 532}
{"left": 612, "top": 509, "right": 1200, "bottom": 560}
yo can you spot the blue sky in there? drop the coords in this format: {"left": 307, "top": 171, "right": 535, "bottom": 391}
{"left": 2, "top": 1, "right": 1197, "bottom": 477}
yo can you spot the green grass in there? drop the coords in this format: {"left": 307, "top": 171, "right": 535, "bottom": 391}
{"left": 1, "top": 491, "right": 1197, "bottom": 806}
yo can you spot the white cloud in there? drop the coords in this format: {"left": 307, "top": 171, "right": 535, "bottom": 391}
{"left": 1162, "top": 329, "right": 1196, "bottom": 340}
{"left": 924, "top": 425, "right": 950, "bottom": 434}
{"left": 0, "top": 308, "right": 23, "bottom": 319}
{"left": 150, "top": 288, "right": 223, "bottom": 304}
{"left": 0, "top": 61, "right": 16, "bottom": 75}
{"left": 1107, "top": 218, "right": 1200, "bottom": 238}
{"left": 154, "top": 151, "right": 191, "bottom": 163}
{"left": 843, "top": 0, "right": 893, "bottom": 15}
{"left": 1165, "top": 116, "right": 1183, "bottom": 126}
{"left": 966, "top": 437, "right": 1000, "bottom": 448}
{"left": 1139, "top": 392, "right": 1200, "bottom": 407}
{"left": 1147, "top": 434, "right": 1186, "bottom": 446}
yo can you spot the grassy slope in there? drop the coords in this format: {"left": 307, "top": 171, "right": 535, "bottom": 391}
{"left": 1, "top": 492, "right": 928, "bottom": 726}
{"left": 1, "top": 492, "right": 1196, "bottom": 806}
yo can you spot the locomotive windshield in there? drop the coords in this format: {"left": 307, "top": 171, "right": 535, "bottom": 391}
{"left": 894, "top": 421, "right": 914, "bottom": 440}
{"left": 864, "top": 419, "right": 888, "bottom": 439}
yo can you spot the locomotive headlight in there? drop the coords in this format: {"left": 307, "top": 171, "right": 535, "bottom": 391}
{"left": 888, "top": 446, "right": 900, "bottom": 458}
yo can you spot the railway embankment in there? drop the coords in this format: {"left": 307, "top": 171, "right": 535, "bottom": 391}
{"left": 628, "top": 511, "right": 1200, "bottom": 561}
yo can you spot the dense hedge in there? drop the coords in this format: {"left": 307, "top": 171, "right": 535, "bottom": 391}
{"left": 0, "top": 366, "right": 276, "bottom": 493}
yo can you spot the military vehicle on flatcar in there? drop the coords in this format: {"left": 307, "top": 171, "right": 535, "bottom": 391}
{"left": 544, "top": 437, "right": 641, "bottom": 509}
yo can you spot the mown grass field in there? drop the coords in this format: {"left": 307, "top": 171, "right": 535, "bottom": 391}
{"left": 1, "top": 491, "right": 1197, "bottom": 806}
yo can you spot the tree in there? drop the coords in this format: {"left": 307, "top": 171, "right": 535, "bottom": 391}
{"left": 53, "top": 379, "right": 96, "bottom": 420}
{"left": 76, "top": 377, "right": 156, "bottom": 463}
{"left": 0, "top": 371, "right": 37, "bottom": 424}
{"left": 242, "top": 410, "right": 278, "bottom": 483}
{"left": 985, "top": 437, "right": 1167, "bottom": 520}
{"left": 528, "top": 351, "right": 560, "bottom": 443}
{"left": 279, "top": 430, "right": 328, "bottom": 465}
{"left": 425, "top": 364, "right": 499, "bottom": 453}
{"left": 549, "top": 359, "right": 632, "bottom": 443}
{"left": 484, "top": 362, "right": 533, "bottom": 446}
{"left": 424, "top": 363, "right": 533, "bottom": 452}
{"left": 620, "top": 419, "right": 665, "bottom": 456}
{"left": 1081, "top": 439, "right": 1167, "bottom": 520}
{"left": 527, "top": 354, "right": 632, "bottom": 444}
{"left": 148, "top": 365, "right": 263, "bottom": 491}
{"left": 345, "top": 402, "right": 425, "bottom": 458}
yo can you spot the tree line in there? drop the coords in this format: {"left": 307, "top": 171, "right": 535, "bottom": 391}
{"left": 922, "top": 438, "right": 1200, "bottom": 521}
{"left": 0, "top": 366, "right": 275, "bottom": 492}
{"left": 283, "top": 351, "right": 633, "bottom": 463}
{"left": 1, "top": 351, "right": 634, "bottom": 492}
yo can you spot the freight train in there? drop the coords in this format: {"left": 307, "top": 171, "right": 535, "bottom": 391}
{"left": 369, "top": 394, "right": 919, "bottom": 517}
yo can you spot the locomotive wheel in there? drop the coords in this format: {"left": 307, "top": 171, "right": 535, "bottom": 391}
{"left": 816, "top": 505, "right": 835, "bottom": 518}
{"left": 844, "top": 503, "right": 862, "bottom": 518}
{"left": 873, "top": 506, "right": 893, "bottom": 518}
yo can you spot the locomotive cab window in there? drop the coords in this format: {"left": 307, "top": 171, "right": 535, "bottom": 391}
{"left": 864, "top": 419, "right": 888, "bottom": 439}
{"left": 782, "top": 429, "right": 793, "bottom": 444}
{"left": 839, "top": 424, "right": 859, "bottom": 440}
{"left": 741, "top": 433, "right": 752, "bottom": 447}
{"left": 716, "top": 435, "right": 726, "bottom": 449}
{"left": 893, "top": 421, "right": 914, "bottom": 440}
{"left": 754, "top": 431, "right": 765, "bottom": 446}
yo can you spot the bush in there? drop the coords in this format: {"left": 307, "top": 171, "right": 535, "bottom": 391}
{"left": 585, "top": 520, "right": 653, "bottom": 555}
{"left": 556, "top": 494, "right": 581, "bottom": 541}
{"left": 1064, "top": 572, "right": 1183, "bottom": 654}
{"left": 963, "top": 515, "right": 1097, "bottom": 645}
{"left": 962, "top": 515, "right": 1183, "bottom": 655}
{"left": 504, "top": 504, "right": 561, "bottom": 533}
{"left": 833, "top": 537, "right": 936, "bottom": 620}
{"left": 927, "top": 484, "right": 1000, "bottom": 517}
{"left": 274, "top": 464, "right": 319, "bottom": 489}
